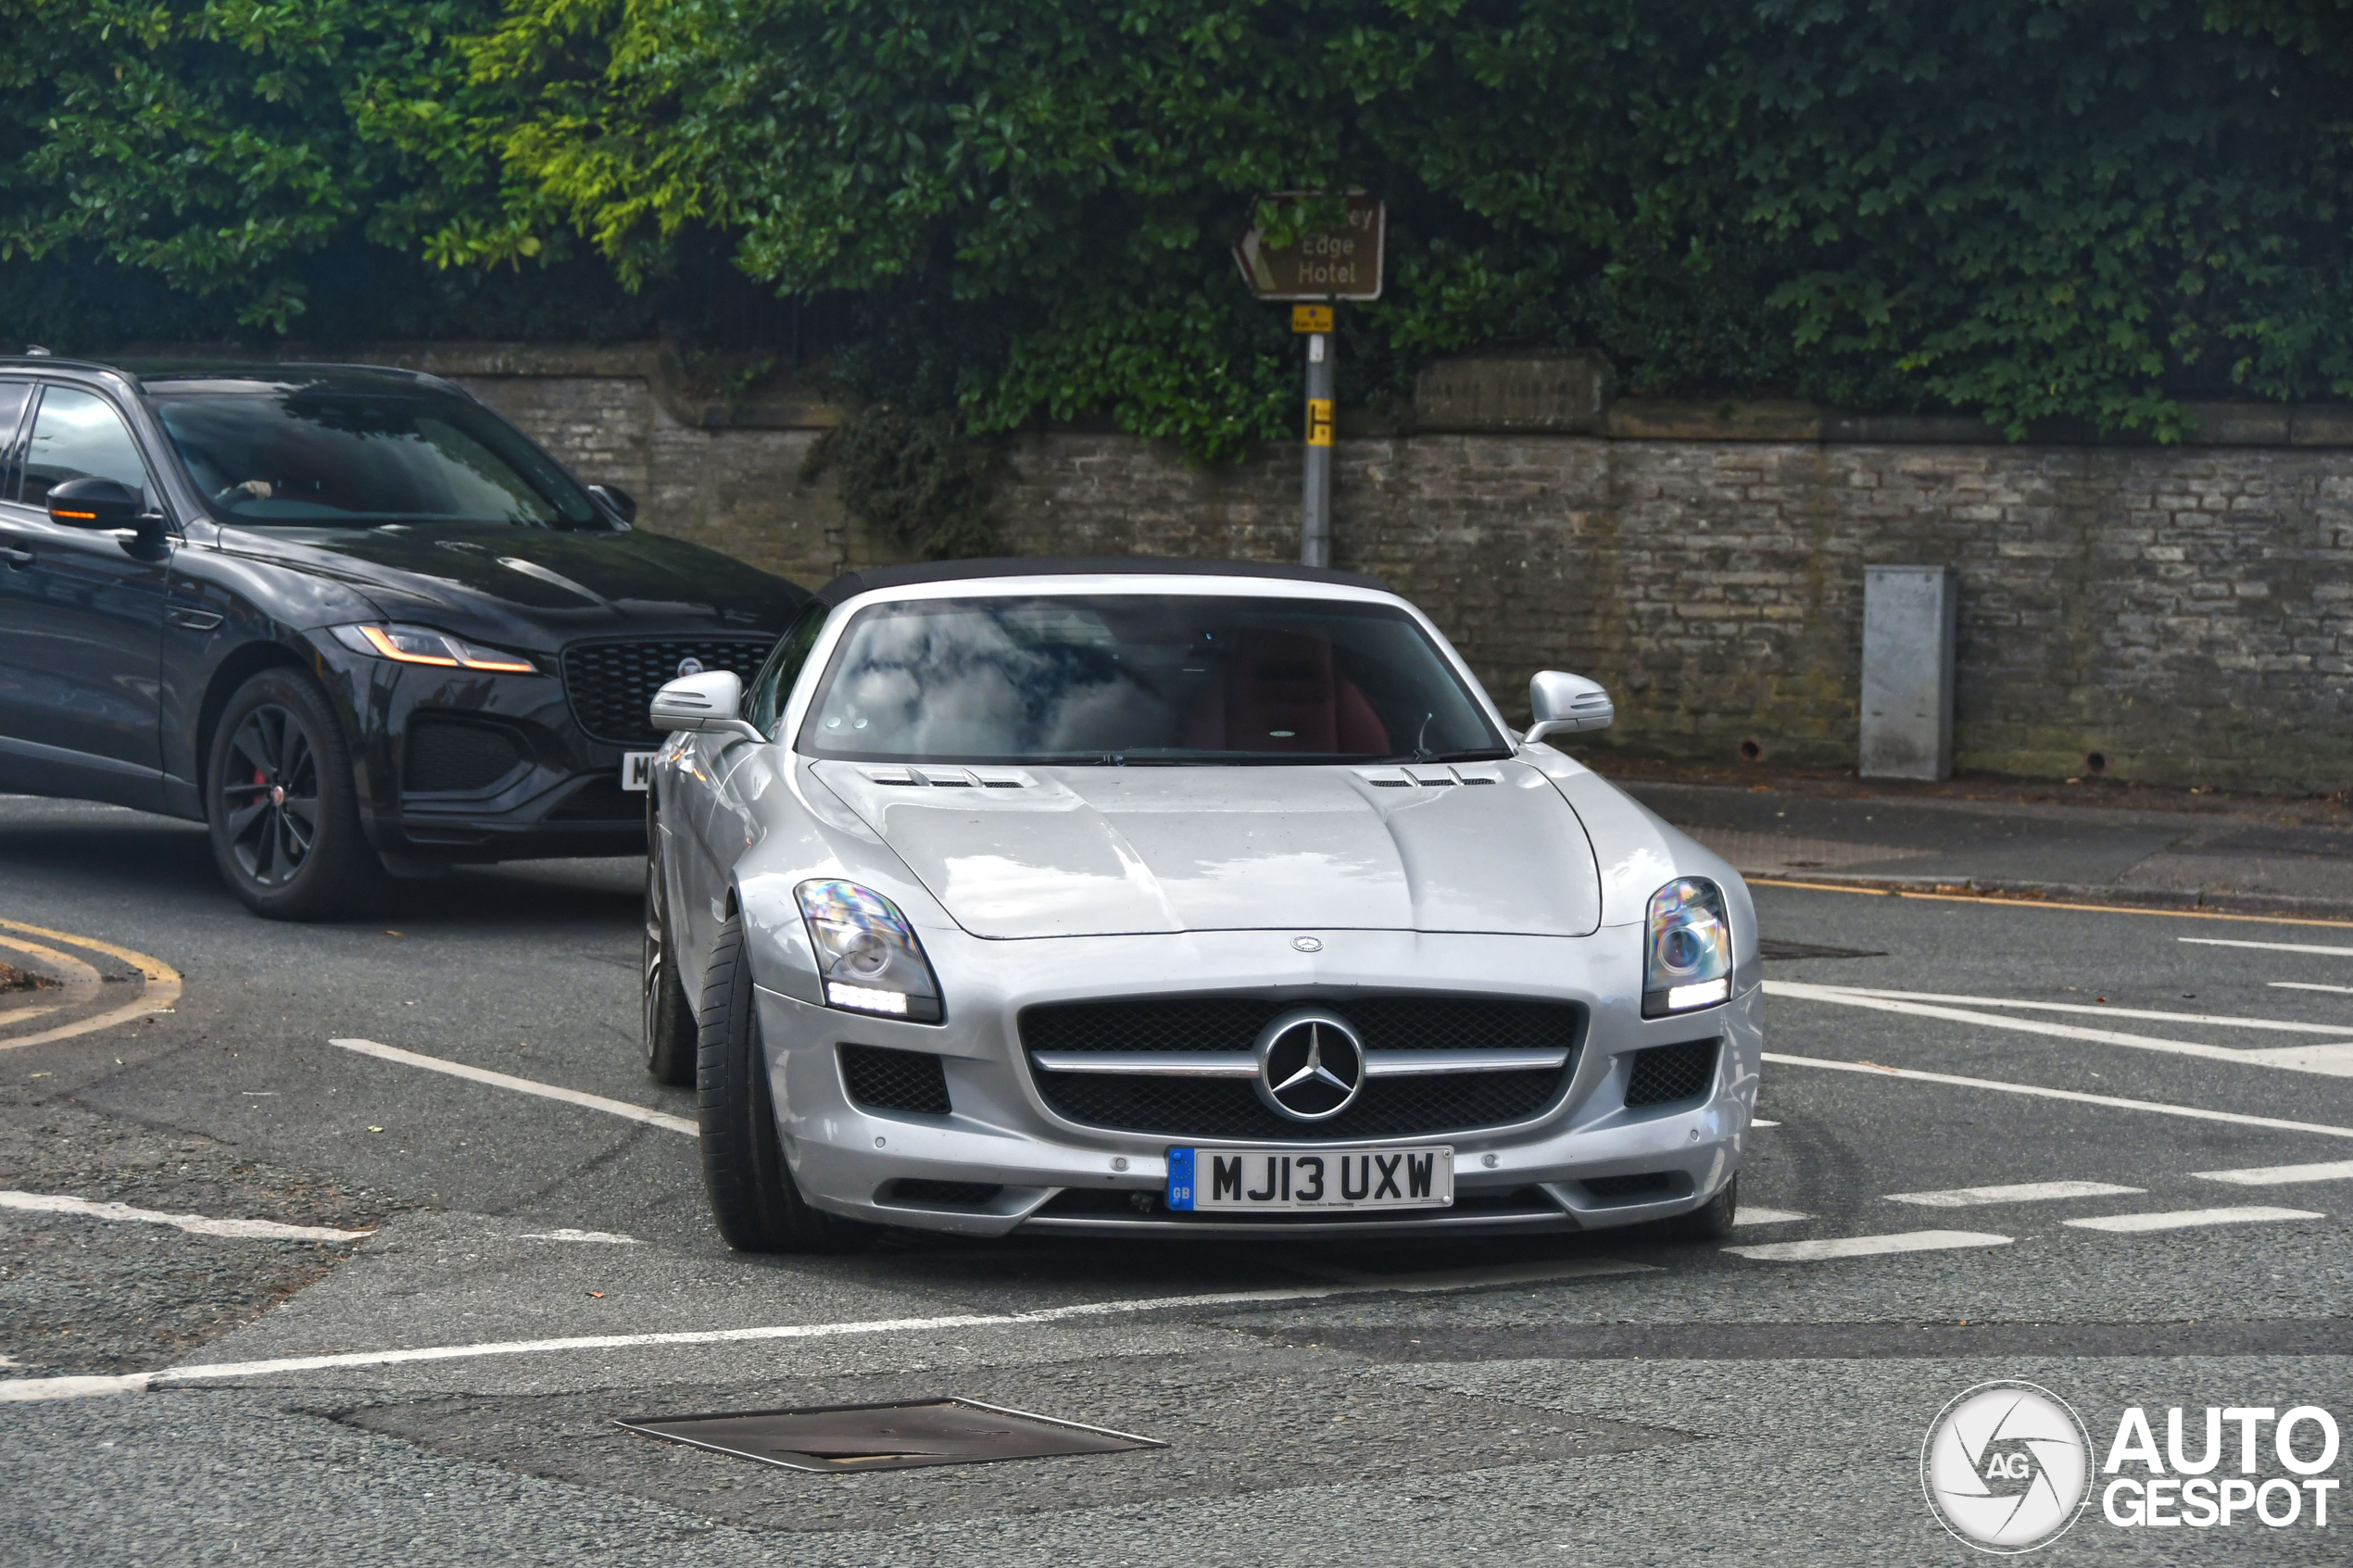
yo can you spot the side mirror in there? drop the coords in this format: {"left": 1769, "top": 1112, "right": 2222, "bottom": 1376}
{"left": 47, "top": 476, "right": 145, "bottom": 531}
{"left": 1524, "top": 670, "right": 1614, "bottom": 745}
{"left": 649, "top": 670, "right": 763, "bottom": 743}
{"left": 587, "top": 483, "right": 637, "bottom": 524}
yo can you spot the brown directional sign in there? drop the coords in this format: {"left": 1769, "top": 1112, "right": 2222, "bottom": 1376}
{"left": 1235, "top": 194, "right": 1385, "bottom": 301}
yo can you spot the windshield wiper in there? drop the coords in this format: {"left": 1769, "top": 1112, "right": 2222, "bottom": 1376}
{"left": 1385, "top": 747, "right": 1513, "bottom": 765}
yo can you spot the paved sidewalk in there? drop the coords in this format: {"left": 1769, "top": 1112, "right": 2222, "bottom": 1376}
{"left": 1618, "top": 777, "right": 2353, "bottom": 918}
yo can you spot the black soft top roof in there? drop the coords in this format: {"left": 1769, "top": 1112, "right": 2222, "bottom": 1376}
{"left": 814, "top": 557, "right": 1388, "bottom": 607}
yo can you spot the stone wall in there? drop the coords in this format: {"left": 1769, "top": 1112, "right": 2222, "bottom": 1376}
{"left": 249, "top": 344, "right": 2353, "bottom": 793}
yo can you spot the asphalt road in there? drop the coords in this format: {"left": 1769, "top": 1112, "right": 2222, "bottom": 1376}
{"left": 5, "top": 793, "right": 2353, "bottom": 1565}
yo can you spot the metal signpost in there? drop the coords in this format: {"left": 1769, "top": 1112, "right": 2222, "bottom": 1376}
{"left": 1235, "top": 194, "right": 1384, "bottom": 568}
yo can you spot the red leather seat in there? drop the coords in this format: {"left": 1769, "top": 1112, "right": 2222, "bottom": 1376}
{"left": 1185, "top": 629, "right": 1390, "bottom": 754}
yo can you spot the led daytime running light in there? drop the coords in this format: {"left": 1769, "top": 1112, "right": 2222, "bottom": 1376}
{"left": 1643, "top": 876, "right": 1733, "bottom": 1019}
{"left": 350, "top": 623, "right": 537, "bottom": 673}
{"left": 797, "top": 879, "right": 943, "bottom": 1024}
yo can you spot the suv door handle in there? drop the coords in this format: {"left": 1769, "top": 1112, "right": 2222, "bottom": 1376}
{"left": 0, "top": 543, "right": 31, "bottom": 569}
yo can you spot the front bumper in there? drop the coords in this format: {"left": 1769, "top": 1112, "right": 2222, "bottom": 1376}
{"left": 749, "top": 924, "right": 1763, "bottom": 1240}
{"left": 308, "top": 636, "right": 647, "bottom": 862}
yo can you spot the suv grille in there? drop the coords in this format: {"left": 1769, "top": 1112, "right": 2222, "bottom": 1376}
{"left": 1021, "top": 995, "right": 1579, "bottom": 1142}
{"left": 560, "top": 636, "right": 775, "bottom": 746}
{"left": 1624, "top": 1039, "right": 1718, "bottom": 1108}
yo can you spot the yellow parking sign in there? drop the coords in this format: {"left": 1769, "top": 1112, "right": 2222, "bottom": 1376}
{"left": 1291, "top": 305, "right": 1334, "bottom": 334}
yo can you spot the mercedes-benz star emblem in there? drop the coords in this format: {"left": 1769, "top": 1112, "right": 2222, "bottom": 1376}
{"left": 675, "top": 657, "right": 705, "bottom": 678}
{"left": 1252, "top": 1008, "right": 1365, "bottom": 1123}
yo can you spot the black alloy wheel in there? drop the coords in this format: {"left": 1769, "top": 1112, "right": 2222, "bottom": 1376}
{"left": 643, "top": 841, "right": 698, "bottom": 1085}
{"left": 206, "top": 668, "right": 384, "bottom": 921}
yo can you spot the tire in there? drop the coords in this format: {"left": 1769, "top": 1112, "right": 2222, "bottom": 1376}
{"left": 642, "top": 843, "right": 697, "bottom": 1085}
{"left": 1662, "top": 1173, "right": 1738, "bottom": 1241}
{"left": 696, "top": 914, "right": 866, "bottom": 1252}
{"left": 205, "top": 667, "right": 386, "bottom": 921}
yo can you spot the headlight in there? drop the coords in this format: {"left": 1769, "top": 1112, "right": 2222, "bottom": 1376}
{"left": 1644, "top": 877, "right": 1732, "bottom": 1017}
{"left": 797, "top": 880, "right": 944, "bottom": 1022}
{"left": 331, "top": 622, "right": 538, "bottom": 673}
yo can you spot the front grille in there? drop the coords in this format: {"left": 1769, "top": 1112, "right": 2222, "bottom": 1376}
{"left": 880, "top": 1179, "right": 1001, "bottom": 1208}
{"left": 560, "top": 636, "right": 775, "bottom": 746}
{"left": 404, "top": 720, "right": 525, "bottom": 793}
{"left": 839, "top": 1045, "right": 952, "bottom": 1116}
{"left": 1021, "top": 995, "right": 1579, "bottom": 1141}
{"left": 1625, "top": 1039, "right": 1718, "bottom": 1108}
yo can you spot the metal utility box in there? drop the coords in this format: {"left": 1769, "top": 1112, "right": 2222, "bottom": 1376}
{"left": 1860, "top": 565, "right": 1958, "bottom": 780}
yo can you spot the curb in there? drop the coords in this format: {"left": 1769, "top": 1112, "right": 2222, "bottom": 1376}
{"left": 1745, "top": 872, "right": 2353, "bottom": 924}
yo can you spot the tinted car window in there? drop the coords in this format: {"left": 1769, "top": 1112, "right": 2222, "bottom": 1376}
{"left": 747, "top": 604, "right": 828, "bottom": 739}
{"left": 799, "top": 595, "right": 1506, "bottom": 765}
{"left": 23, "top": 386, "right": 149, "bottom": 508}
{"left": 148, "top": 388, "right": 598, "bottom": 528}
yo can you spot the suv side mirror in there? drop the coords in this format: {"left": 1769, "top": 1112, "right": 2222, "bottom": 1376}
{"left": 649, "top": 670, "right": 763, "bottom": 743}
{"left": 1524, "top": 670, "right": 1614, "bottom": 745}
{"left": 47, "top": 476, "right": 144, "bottom": 531}
{"left": 587, "top": 483, "right": 637, "bottom": 524}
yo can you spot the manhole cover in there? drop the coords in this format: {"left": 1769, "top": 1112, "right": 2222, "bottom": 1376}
{"left": 615, "top": 1398, "right": 1164, "bottom": 1474}
{"left": 1757, "top": 939, "right": 1886, "bottom": 961}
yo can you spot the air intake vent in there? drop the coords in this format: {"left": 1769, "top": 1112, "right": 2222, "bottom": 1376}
{"left": 560, "top": 637, "right": 776, "bottom": 746}
{"left": 839, "top": 1045, "right": 951, "bottom": 1116}
{"left": 1582, "top": 1172, "right": 1681, "bottom": 1201}
{"left": 405, "top": 721, "right": 524, "bottom": 793}
{"left": 1624, "top": 1039, "right": 1718, "bottom": 1108}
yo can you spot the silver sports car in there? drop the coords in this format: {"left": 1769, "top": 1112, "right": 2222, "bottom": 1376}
{"left": 642, "top": 559, "right": 1760, "bottom": 1249}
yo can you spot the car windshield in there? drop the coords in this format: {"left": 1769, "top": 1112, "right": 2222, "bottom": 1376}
{"left": 799, "top": 594, "right": 1508, "bottom": 765}
{"left": 146, "top": 387, "right": 599, "bottom": 528}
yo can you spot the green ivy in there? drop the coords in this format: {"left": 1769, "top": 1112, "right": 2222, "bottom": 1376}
{"left": 10, "top": 0, "right": 2353, "bottom": 462}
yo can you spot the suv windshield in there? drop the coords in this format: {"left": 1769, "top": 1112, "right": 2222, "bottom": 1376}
{"left": 147, "top": 386, "right": 599, "bottom": 528}
{"left": 800, "top": 594, "right": 1508, "bottom": 765}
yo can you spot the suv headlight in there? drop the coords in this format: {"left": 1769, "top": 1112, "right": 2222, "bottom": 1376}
{"left": 1644, "top": 877, "right": 1732, "bottom": 1017}
{"left": 797, "top": 880, "right": 944, "bottom": 1022}
{"left": 331, "top": 621, "right": 538, "bottom": 673}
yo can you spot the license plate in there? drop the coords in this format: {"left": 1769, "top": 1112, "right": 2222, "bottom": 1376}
{"left": 1165, "top": 1146, "right": 1453, "bottom": 1212}
{"left": 620, "top": 751, "right": 658, "bottom": 791}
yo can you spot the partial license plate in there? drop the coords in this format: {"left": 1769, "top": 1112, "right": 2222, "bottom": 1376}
{"left": 620, "top": 751, "right": 658, "bottom": 791}
{"left": 1165, "top": 1146, "right": 1453, "bottom": 1213}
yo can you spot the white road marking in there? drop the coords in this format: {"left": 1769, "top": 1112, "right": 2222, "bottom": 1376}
{"left": 1765, "top": 982, "right": 2353, "bottom": 1076}
{"left": 2182, "top": 937, "right": 2353, "bottom": 958}
{"left": 0, "top": 1267, "right": 1646, "bottom": 1403}
{"left": 330, "top": 1038, "right": 698, "bottom": 1136}
{"left": 2271, "top": 982, "right": 2353, "bottom": 996}
{"left": 2063, "top": 1206, "right": 2322, "bottom": 1234}
{"left": 1763, "top": 1050, "right": 2353, "bottom": 1140}
{"left": 1885, "top": 1180, "right": 2144, "bottom": 1208}
{"left": 1817, "top": 985, "right": 2353, "bottom": 1035}
{"left": 1724, "top": 1230, "right": 2011, "bottom": 1262}
{"left": 1751, "top": 1119, "right": 1781, "bottom": 1128}
{"left": 1731, "top": 1207, "right": 1809, "bottom": 1226}
{"left": 2194, "top": 1160, "right": 2353, "bottom": 1186}
{"left": 519, "top": 1229, "right": 642, "bottom": 1244}
{"left": 0, "top": 1191, "right": 372, "bottom": 1244}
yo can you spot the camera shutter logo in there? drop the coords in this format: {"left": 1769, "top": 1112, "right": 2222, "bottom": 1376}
{"left": 1922, "top": 1381, "right": 2092, "bottom": 1553}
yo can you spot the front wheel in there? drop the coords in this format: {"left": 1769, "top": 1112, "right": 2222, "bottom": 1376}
{"left": 642, "top": 844, "right": 697, "bottom": 1085}
{"left": 696, "top": 915, "right": 867, "bottom": 1253}
{"left": 205, "top": 668, "right": 385, "bottom": 921}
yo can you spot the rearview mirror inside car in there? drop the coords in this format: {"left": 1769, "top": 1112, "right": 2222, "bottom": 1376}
{"left": 649, "top": 670, "right": 763, "bottom": 743}
{"left": 1524, "top": 670, "right": 1614, "bottom": 744}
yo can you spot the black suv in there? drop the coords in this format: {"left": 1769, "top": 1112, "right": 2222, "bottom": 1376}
{"left": 0, "top": 355, "right": 806, "bottom": 918}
